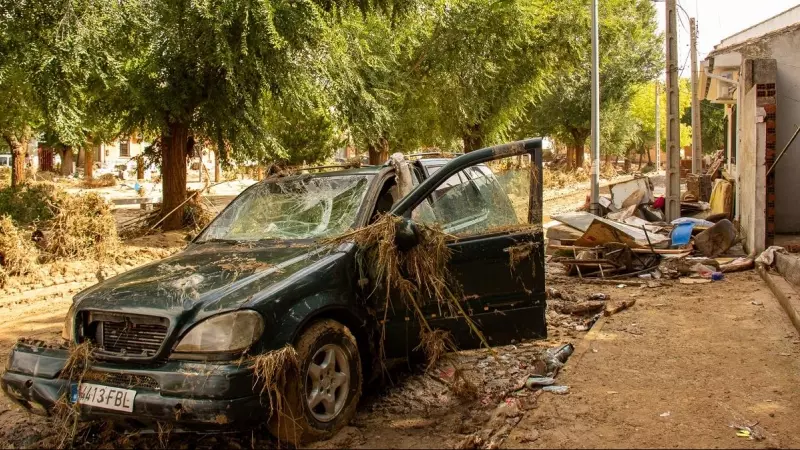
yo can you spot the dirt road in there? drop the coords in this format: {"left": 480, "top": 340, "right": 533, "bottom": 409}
{"left": 506, "top": 271, "right": 800, "bottom": 449}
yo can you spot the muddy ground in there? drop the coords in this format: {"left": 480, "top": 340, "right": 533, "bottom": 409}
{"left": 2, "top": 270, "right": 798, "bottom": 449}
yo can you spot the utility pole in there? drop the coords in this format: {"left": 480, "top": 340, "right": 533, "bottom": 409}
{"left": 690, "top": 17, "right": 702, "bottom": 174}
{"left": 665, "top": 0, "right": 681, "bottom": 221}
{"left": 589, "top": 0, "right": 601, "bottom": 215}
{"left": 656, "top": 81, "right": 661, "bottom": 171}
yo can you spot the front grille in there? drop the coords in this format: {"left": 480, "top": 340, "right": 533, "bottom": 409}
{"left": 101, "top": 322, "right": 167, "bottom": 356}
{"left": 84, "top": 312, "right": 169, "bottom": 358}
{"left": 64, "top": 370, "right": 160, "bottom": 391}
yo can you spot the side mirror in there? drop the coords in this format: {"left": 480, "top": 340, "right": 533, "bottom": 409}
{"left": 394, "top": 217, "right": 420, "bottom": 251}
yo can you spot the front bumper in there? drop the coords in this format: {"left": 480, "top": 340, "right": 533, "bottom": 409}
{"left": 1, "top": 341, "right": 266, "bottom": 427}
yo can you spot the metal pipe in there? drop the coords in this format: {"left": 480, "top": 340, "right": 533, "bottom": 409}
{"left": 589, "top": 0, "right": 601, "bottom": 216}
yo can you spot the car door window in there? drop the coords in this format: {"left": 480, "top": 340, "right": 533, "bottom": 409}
{"left": 412, "top": 163, "right": 528, "bottom": 237}
{"left": 411, "top": 168, "right": 489, "bottom": 235}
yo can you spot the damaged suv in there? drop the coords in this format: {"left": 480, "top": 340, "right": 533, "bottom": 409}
{"left": 1, "top": 139, "right": 546, "bottom": 444}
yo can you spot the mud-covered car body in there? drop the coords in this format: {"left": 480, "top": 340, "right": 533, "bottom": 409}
{"left": 1, "top": 139, "right": 546, "bottom": 430}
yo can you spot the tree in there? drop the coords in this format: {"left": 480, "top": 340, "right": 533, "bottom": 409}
{"left": 523, "top": 0, "right": 662, "bottom": 168}
{"left": 628, "top": 79, "right": 693, "bottom": 163}
{"left": 0, "top": 0, "right": 124, "bottom": 184}
{"left": 681, "top": 99, "right": 726, "bottom": 154}
{"left": 414, "top": 0, "right": 579, "bottom": 152}
{"left": 108, "top": 0, "right": 334, "bottom": 229}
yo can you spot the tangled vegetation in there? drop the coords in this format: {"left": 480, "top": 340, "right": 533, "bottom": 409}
{"left": 327, "top": 214, "right": 489, "bottom": 369}
{"left": 0, "top": 182, "right": 122, "bottom": 286}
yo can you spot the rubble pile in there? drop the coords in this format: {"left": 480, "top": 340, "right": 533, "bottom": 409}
{"left": 547, "top": 175, "right": 753, "bottom": 283}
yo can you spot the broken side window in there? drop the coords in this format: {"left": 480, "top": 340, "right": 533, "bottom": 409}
{"left": 412, "top": 157, "right": 532, "bottom": 237}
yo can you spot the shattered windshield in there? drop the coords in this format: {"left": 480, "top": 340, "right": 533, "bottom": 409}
{"left": 197, "top": 175, "right": 371, "bottom": 242}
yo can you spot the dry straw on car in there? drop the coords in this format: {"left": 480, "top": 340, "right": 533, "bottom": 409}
{"left": 53, "top": 341, "right": 94, "bottom": 448}
{"left": 251, "top": 345, "right": 301, "bottom": 420}
{"left": 326, "top": 214, "right": 492, "bottom": 369}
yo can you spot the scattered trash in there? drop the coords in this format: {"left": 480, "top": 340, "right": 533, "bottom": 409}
{"left": 588, "top": 293, "right": 610, "bottom": 300}
{"left": 547, "top": 176, "right": 752, "bottom": 281}
{"left": 670, "top": 222, "right": 695, "bottom": 247}
{"left": 524, "top": 376, "right": 556, "bottom": 388}
{"left": 694, "top": 219, "right": 737, "bottom": 258}
{"left": 729, "top": 423, "right": 765, "bottom": 441}
{"left": 679, "top": 278, "right": 711, "bottom": 285}
{"left": 756, "top": 246, "right": 789, "bottom": 266}
{"left": 691, "top": 263, "right": 717, "bottom": 278}
{"left": 604, "top": 299, "right": 636, "bottom": 316}
{"left": 660, "top": 411, "right": 671, "bottom": 418}
{"left": 711, "top": 272, "right": 724, "bottom": 281}
{"left": 543, "top": 343, "right": 574, "bottom": 375}
{"left": 720, "top": 257, "right": 755, "bottom": 273}
{"left": 617, "top": 284, "right": 626, "bottom": 288}
{"left": 671, "top": 217, "right": 715, "bottom": 227}
{"left": 541, "top": 385, "right": 569, "bottom": 395}
{"left": 751, "top": 300, "right": 763, "bottom": 306}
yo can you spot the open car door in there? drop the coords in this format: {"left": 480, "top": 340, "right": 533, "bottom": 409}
{"left": 380, "top": 139, "right": 546, "bottom": 359}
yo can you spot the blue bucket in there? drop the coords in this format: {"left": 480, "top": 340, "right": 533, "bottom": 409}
{"left": 670, "top": 222, "right": 694, "bottom": 247}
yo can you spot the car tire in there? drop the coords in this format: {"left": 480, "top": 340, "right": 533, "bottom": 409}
{"left": 268, "top": 319, "right": 362, "bottom": 445}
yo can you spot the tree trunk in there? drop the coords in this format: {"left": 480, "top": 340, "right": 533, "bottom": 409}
{"left": 61, "top": 148, "right": 74, "bottom": 176}
{"left": 85, "top": 147, "right": 94, "bottom": 180}
{"left": 575, "top": 145, "right": 585, "bottom": 168}
{"left": 623, "top": 149, "right": 632, "bottom": 173}
{"left": 161, "top": 121, "right": 189, "bottom": 231}
{"left": 4, "top": 135, "right": 27, "bottom": 188}
{"left": 568, "top": 128, "right": 590, "bottom": 169}
{"left": 136, "top": 155, "right": 144, "bottom": 180}
{"left": 638, "top": 152, "right": 643, "bottom": 169}
{"left": 367, "top": 142, "right": 387, "bottom": 165}
{"left": 214, "top": 155, "right": 221, "bottom": 183}
{"left": 646, "top": 147, "right": 653, "bottom": 164}
{"left": 566, "top": 146, "right": 575, "bottom": 170}
{"left": 462, "top": 124, "right": 484, "bottom": 153}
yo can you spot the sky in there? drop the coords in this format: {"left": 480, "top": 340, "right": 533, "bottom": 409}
{"left": 654, "top": 0, "right": 800, "bottom": 77}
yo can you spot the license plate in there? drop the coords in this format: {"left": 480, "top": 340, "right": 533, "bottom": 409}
{"left": 70, "top": 383, "right": 136, "bottom": 413}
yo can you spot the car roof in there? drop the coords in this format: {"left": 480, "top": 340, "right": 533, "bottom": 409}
{"left": 312, "top": 166, "right": 384, "bottom": 177}
{"left": 266, "top": 155, "right": 461, "bottom": 182}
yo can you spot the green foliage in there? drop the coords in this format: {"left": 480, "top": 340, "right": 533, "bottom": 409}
{"left": 410, "top": 0, "right": 577, "bottom": 150}
{"left": 630, "top": 79, "right": 693, "bottom": 154}
{"left": 0, "top": 183, "right": 61, "bottom": 225}
{"left": 681, "top": 99, "right": 726, "bottom": 154}
{"left": 520, "top": 0, "right": 662, "bottom": 155}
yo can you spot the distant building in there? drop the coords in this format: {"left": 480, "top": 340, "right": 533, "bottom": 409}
{"left": 700, "top": 4, "right": 800, "bottom": 253}
{"left": 82, "top": 136, "right": 150, "bottom": 171}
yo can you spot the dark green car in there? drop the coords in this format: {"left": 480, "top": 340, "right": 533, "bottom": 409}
{"left": 1, "top": 139, "right": 546, "bottom": 443}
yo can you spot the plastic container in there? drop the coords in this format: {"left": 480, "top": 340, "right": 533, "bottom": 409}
{"left": 670, "top": 222, "right": 695, "bottom": 247}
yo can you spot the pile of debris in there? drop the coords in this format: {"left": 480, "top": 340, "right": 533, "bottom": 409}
{"left": 547, "top": 176, "right": 753, "bottom": 283}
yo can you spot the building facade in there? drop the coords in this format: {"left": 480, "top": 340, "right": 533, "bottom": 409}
{"left": 700, "top": 5, "right": 800, "bottom": 253}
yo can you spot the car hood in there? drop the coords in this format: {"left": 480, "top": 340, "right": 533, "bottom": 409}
{"left": 74, "top": 241, "right": 332, "bottom": 318}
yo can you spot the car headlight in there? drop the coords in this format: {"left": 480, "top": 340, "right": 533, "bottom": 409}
{"left": 61, "top": 303, "right": 76, "bottom": 341}
{"left": 174, "top": 310, "right": 264, "bottom": 353}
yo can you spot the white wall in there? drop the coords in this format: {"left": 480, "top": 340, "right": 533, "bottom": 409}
{"left": 722, "top": 28, "right": 800, "bottom": 234}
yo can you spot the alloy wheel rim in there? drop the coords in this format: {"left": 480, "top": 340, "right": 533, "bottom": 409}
{"left": 306, "top": 343, "right": 350, "bottom": 422}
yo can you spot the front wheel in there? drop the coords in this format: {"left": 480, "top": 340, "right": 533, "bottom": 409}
{"left": 268, "top": 319, "right": 362, "bottom": 445}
